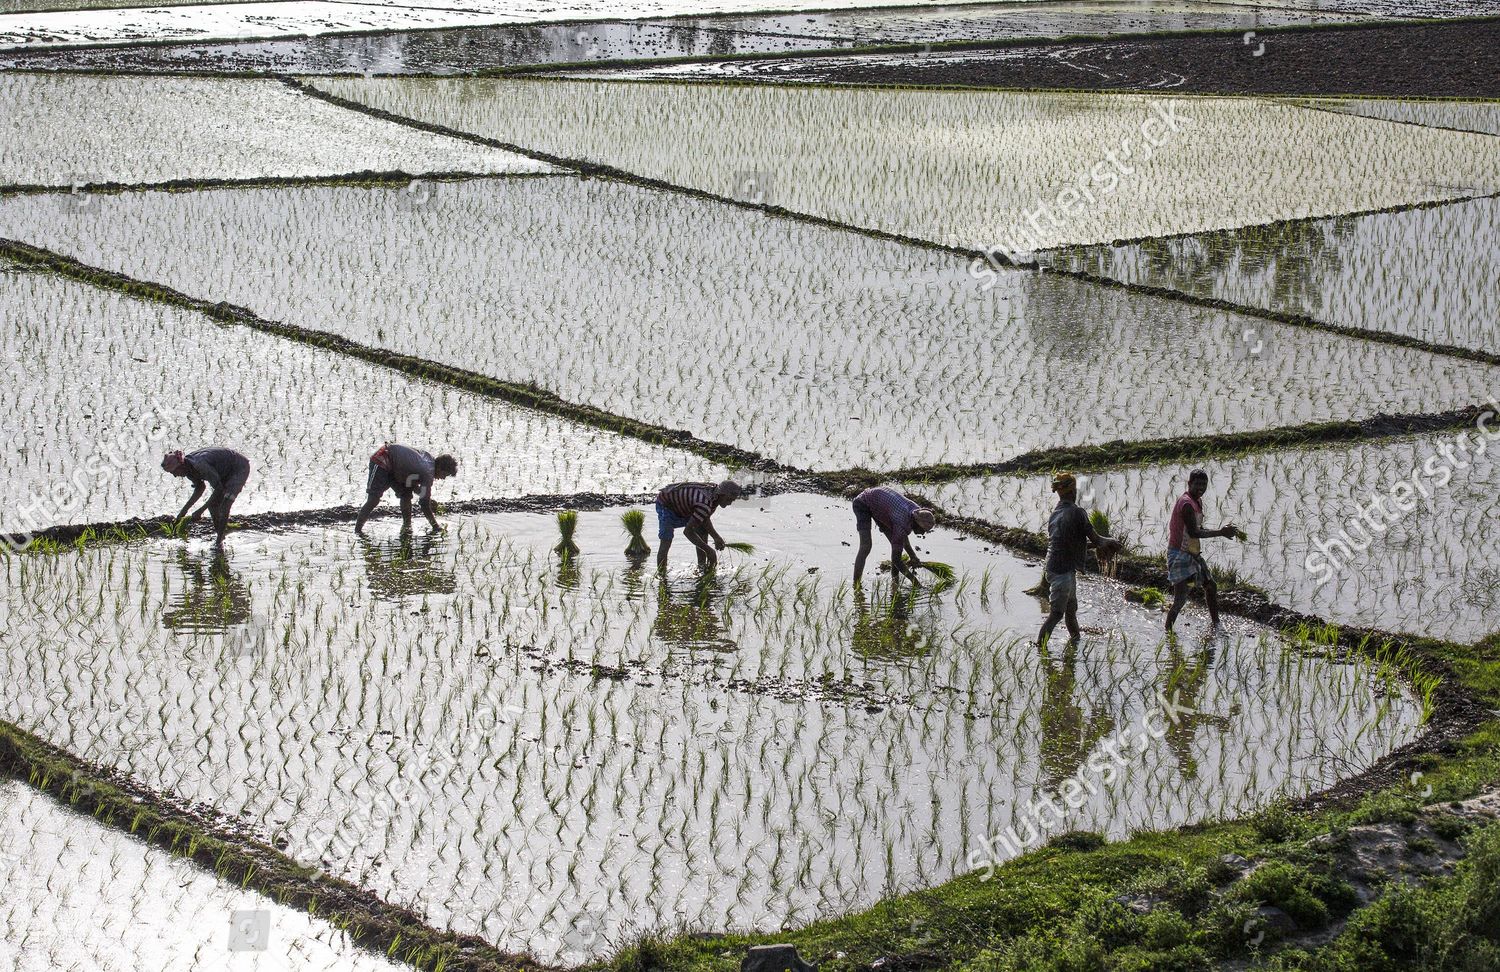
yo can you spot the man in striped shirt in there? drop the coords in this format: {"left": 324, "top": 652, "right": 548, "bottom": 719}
{"left": 852, "top": 486, "right": 936, "bottom": 590}
{"left": 656, "top": 480, "right": 743, "bottom": 570}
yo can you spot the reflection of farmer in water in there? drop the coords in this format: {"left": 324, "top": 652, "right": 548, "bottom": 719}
{"left": 1159, "top": 641, "right": 1239, "bottom": 780}
{"left": 1037, "top": 638, "right": 1118, "bottom": 790}
{"left": 161, "top": 447, "right": 250, "bottom": 546}
{"left": 161, "top": 547, "right": 251, "bottom": 632}
{"left": 360, "top": 530, "right": 457, "bottom": 601}
{"left": 652, "top": 575, "right": 735, "bottom": 651}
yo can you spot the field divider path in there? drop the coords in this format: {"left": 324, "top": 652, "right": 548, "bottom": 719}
{"left": 291, "top": 78, "right": 1500, "bottom": 372}
{"left": 0, "top": 167, "right": 567, "bottom": 197}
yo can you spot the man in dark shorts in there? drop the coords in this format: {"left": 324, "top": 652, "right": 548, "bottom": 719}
{"left": 852, "top": 486, "right": 936, "bottom": 591}
{"left": 1038, "top": 472, "right": 1121, "bottom": 646}
{"left": 655, "top": 480, "right": 742, "bottom": 571}
{"left": 1165, "top": 469, "right": 1241, "bottom": 632}
{"left": 162, "top": 447, "right": 251, "bottom": 546}
{"left": 355, "top": 443, "right": 457, "bottom": 536}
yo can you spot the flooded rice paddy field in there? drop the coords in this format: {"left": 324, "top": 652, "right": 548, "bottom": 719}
{"left": 0, "top": 779, "right": 405, "bottom": 971}
{"left": 913, "top": 431, "right": 1500, "bottom": 644}
{"left": 0, "top": 494, "right": 1423, "bottom": 960}
{"left": 0, "top": 73, "right": 550, "bottom": 187}
{"left": 311, "top": 78, "right": 1500, "bottom": 251}
{"left": 0, "top": 0, "right": 1038, "bottom": 51}
{"left": 1288, "top": 96, "right": 1500, "bottom": 137}
{"left": 1046, "top": 194, "right": 1500, "bottom": 353}
{"left": 4, "top": 178, "right": 1498, "bottom": 471}
{"left": 0, "top": 0, "right": 1361, "bottom": 73}
{"left": 0, "top": 266, "right": 727, "bottom": 532}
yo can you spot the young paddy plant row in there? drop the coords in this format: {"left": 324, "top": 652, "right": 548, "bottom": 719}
{"left": 4, "top": 179, "right": 1497, "bottom": 472}
{"left": 0, "top": 495, "right": 1422, "bottom": 961}
{"left": 310, "top": 77, "right": 1500, "bottom": 251}
{"left": 0, "top": 268, "right": 729, "bottom": 534}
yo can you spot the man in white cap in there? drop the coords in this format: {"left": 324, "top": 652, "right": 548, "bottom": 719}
{"left": 655, "top": 480, "right": 742, "bottom": 571}
{"left": 852, "top": 486, "right": 936, "bottom": 591}
{"left": 161, "top": 447, "right": 251, "bottom": 545}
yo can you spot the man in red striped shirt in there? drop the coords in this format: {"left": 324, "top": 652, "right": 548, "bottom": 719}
{"left": 852, "top": 486, "right": 936, "bottom": 590}
{"left": 656, "top": 480, "right": 742, "bottom": 571}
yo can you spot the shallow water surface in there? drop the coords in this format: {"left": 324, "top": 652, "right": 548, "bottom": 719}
{"left": 0, "top": 494, "right": 1423, "bottom": 960}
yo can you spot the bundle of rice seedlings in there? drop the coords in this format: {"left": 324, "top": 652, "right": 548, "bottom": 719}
{"left": 621, "top": 509, "right": 651, "bottom": 559}
{"left": 918, "top": 561, "right": 956, "bottom": 581}
{"left": 554, "top": 510, "right": 580, "bottom": 558}
{"left": 724, "top": 541, "right": 755, "bottom": 554}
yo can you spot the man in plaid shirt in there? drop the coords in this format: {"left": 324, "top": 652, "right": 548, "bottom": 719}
{"left": 656, "top": 480, "right": 742, "bottom": 571}
{"left": 852, "top": 486, "right": 936, "bottom": 590}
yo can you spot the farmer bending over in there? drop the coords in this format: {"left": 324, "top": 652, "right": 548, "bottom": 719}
{"left": 852, "top": 486, "right": 936, "bottom": 590}
{"left": 1038, "top": 473, "right": 1120, "bottom": 646}
{"left": 162, "top": 447, "right": 251, "bottom": 546}
{"left": 1165, "top": 469, "right": 1240, "bottom": 632}
{"left": 355, "top": 443, "right": 457, "bottom": 536}
{"left": 656, "top": 480, "right": 741, "bottom": 571}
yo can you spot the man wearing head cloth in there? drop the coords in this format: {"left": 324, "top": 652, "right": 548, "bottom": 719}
{"left": 851, "top": 485, "right": 937, "bottom": 591}
{"left": 655, "top": 480, "right": 743, "bottom": 571}
{"left": 161, "top": 447, "right": 251, "bottom": 545}
{"left": 1038, "top": 472, "right": 1121, "bottom": 645}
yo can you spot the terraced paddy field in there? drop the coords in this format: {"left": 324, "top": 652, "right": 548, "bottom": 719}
{"left": 1046, "top": 194, "right": 1500, "bottom": 354}
{"left": 0, "top": 495, "right": 1424, "bottom": 960}
{"left": 910, "top": 427, "right": 1500, "bottom": 645}
{"left": 309, "top": 78, "right": 1500, "bottom": 251}
{"left": 5, "top": 178, "right": 1498, "bottom": 471}
{"left": 0, "top": 72, "right": 550, "bottom": 187}
{"left": 0, "top": 265, "right": 728, "bottom": 533}
{"left": 4, "top": 10, "right": 1500, "bottom": 972}
{"left": 0, "top": 779, "right": 405, "bottom": 971}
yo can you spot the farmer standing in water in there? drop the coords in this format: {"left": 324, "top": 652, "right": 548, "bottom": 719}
{"left": 1165, "top": 469, "right": 1241, "bottom": 632}
{"left": 1038, "top": 473, "right": 1120, "bottom": 645}
{"left": 852, "top": 486, "right": 936, "bottom": 591}
{"left": 655, "top": 480, "right": 742, "bottom": 571}
{"left": 355, "top": 443, "right": 457, "bottom": 536}
{"left": 162, "top": 447, "right": 251, "bottom": 546}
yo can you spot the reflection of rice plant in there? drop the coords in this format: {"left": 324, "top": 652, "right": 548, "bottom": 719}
{"left": 554, "top": 511, "right": 580, "bottom": 559}
{"left": 621, "top": 510, "right": 651, "bottom": 559}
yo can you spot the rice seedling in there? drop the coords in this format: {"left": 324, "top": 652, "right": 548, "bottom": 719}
{"left": 554, "top": 510, "right": 580, "bottom": 560}
{"left": 621, "top": 509, "right": 651, "bottom": 560}
{"left": 723, "top": 541, "right": 756, "bottom": 555}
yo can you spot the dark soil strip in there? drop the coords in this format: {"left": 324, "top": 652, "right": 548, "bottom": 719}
{"left": 853, "top": 406, "right": 1498, "bottom": 486}
{"left": 0, "top": 718, "right": 548, "bottom": 972}
{"left": 0, "top": 168, "right": 563, "bottom": 198}
{"left": 635, "top": 16, "right": 1500, "bottom": 98}
{"left": 0, "top": 236, "right": 793, "bottom": 476}
{"left": 291, "top": 79, "right": 1500, "bottom": 374}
